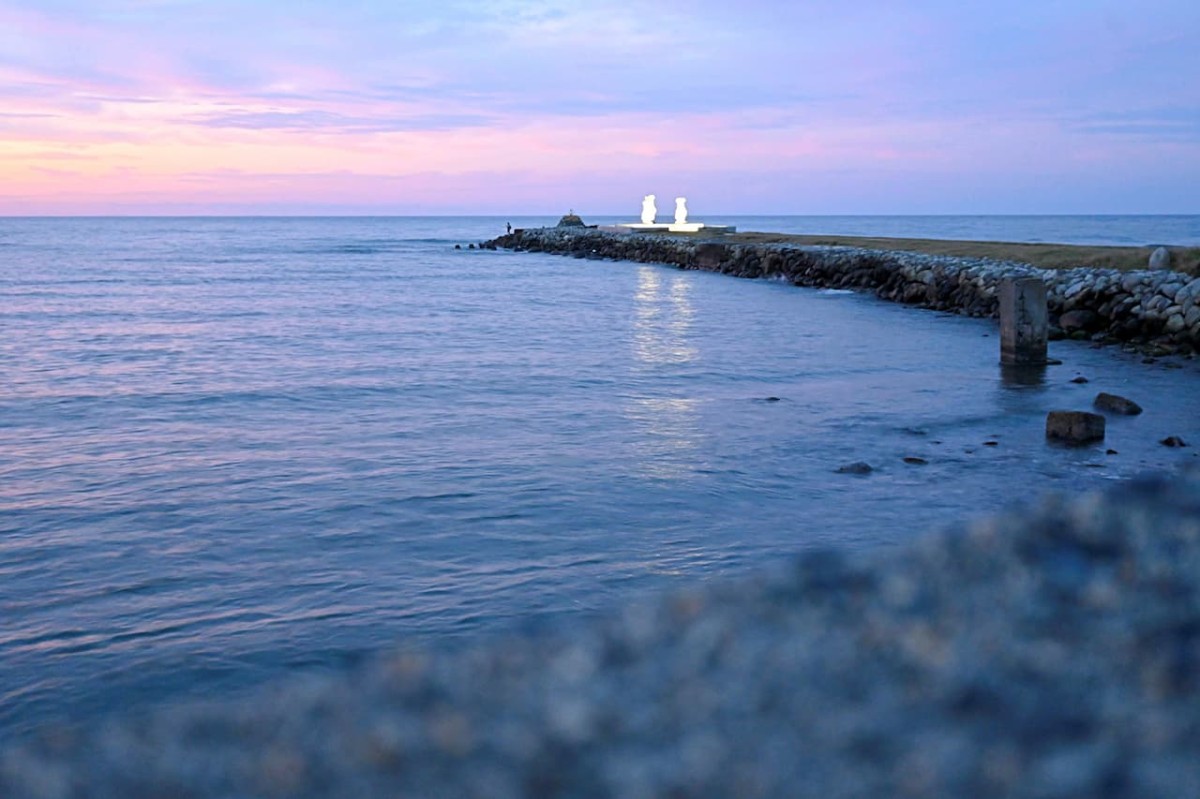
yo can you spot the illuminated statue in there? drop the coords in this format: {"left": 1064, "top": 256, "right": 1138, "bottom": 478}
{"left": 618, "top": 194, "right": 733, "bottom": 233}
{"left": 641, "top": 194, "right": 657, "bottom": 225}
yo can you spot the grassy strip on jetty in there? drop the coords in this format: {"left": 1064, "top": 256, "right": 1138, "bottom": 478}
{"left": 722, "top": 232, "right": 1200, "bottom": 274}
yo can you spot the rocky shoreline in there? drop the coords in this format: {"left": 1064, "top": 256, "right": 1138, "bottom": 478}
{"left": 4, "top": 469, "right": 1199, "bottom": 797}
{"left": 484, "top": 228, "right": 1200, "bottom": 354}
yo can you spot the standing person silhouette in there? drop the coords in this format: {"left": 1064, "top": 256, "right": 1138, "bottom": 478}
{"left": 506, "top": 222, "right": 512, "bottom": 234}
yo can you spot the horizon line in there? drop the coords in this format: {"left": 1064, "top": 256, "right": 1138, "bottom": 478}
{"left": 2, "top": 212, "right": 1198, "bottom": 220}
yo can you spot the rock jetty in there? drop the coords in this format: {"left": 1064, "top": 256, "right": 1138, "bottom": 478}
{"left": 4, "top": 468, "right": 1200, "bottom": 797}
{"left": 484, "top": 228, "right": 1200, "bottom": 353}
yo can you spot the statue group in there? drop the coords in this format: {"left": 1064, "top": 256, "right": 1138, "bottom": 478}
{"left": 620, "top": 195, "right": 731, "bottom": 234}
{"left": 640, "top": 195, "right": 689, "bottom": 226}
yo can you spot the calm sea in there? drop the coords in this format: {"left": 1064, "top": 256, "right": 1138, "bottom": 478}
{"left": 2, "top": 215, "right": 1199, "bottom": 740}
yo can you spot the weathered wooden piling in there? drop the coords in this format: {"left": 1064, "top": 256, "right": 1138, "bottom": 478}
{"left": 999, "top": 277, "right": 1048, "bottom": 366}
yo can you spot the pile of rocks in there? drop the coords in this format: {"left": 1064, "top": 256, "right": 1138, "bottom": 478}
{"left": 4, "top": 469, "right": 1200, "bottom": 797}
{"left": 487, "top": 229, "right": 1200, "bottom": 353}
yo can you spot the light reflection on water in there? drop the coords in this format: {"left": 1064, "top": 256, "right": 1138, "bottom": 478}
{"left": 625, "top": 397, "right": 704, "bottom": 480}
{"left": 632, "top": 267, "right": 699, "bottom": 366}
{"left": 0, "top": 217, "right": 1198, "bottom": 741}
{"left": 628, "top": 267, "right": 704, "bottom": 478}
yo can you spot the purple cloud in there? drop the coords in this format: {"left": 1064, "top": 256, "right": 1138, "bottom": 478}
{"left": 3, "top": 0, "right": 1197, "bottom": 212}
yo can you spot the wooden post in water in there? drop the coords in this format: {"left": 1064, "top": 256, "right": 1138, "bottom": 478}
{"left": 999, "top": 277, "right": 1048, "bottom": 366}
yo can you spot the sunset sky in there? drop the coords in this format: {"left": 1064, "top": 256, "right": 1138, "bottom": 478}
{"left": 1, "top": 0, "right": 1197, "bottom": 215}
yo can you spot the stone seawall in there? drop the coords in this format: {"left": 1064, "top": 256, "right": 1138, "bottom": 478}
{"left": 486, "top": 228, "right": 1200, "bottom": 354}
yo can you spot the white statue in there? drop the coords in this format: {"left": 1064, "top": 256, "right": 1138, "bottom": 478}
{"left": 641, "top": 194, "right": 657, "bottom": 225}
{"left": 674, "top": 197, "right": 688, "bottom": 225}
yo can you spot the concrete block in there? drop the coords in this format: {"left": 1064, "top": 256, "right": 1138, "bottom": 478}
{"left": 1000, "top": 278, "right": 1048, "bottom": 366}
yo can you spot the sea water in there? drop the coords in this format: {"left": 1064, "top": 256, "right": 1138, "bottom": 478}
{"left": 2, "top": 216, "right": 1199, "bottom": 740}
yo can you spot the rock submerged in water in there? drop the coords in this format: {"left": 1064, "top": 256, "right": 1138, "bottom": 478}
{"left": 1046, "top": 410, "right": 1106, "bottom": 445}
{"left": 1094, "top": 392, "right": 1143, "bottom": 416}
{"left": 1161, "top": 436, "right": 1188, "bottom": 447}
{"left": 836, "top": 461, "right": 873, "bottom": 475}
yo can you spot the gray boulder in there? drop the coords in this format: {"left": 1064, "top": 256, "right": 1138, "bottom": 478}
{"left": 1058, "top": 309, "right": 1099, "bottom": 333}
{"left": 1045, "top": 410, "right": 1106, "bottom": 445}
{"left": 1148, "top": 246, "right": 1171, "bottom": 270}
{"left": 693, "top": 243, "right": 730, "bottom": 270}
{"left": 835, "top": 461, "right": 873, "bottom": 475}
{"left": 1094, "top": 392, "right": 1143, "bottom": 416}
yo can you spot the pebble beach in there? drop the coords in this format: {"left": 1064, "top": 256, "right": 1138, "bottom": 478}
{"left": 4, "top": 467, "right": 1199, "bottom": 797}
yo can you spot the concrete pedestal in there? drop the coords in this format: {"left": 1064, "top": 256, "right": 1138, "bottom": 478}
{"left": 1000, "top": 278, "right": 1048, "bottom": 366}
{"left": 616, "top": 223, "right": 674, "bottom": 231}
{"left": 608, "top": 223, "right": 736, "bottom": 235}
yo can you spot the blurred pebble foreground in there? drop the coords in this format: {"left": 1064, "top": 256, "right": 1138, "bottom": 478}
{"left": 4, "top": 467, "right": 1200, "bottom": 799}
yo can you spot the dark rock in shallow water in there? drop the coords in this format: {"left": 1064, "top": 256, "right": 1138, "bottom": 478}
{"left": 1094, "top": 392, "right": 1143, "bottom": 416}
{"left": 903, "top": 456, "right": 928, "bottom": 465}
{"left": 1070, "top": 375, "right": 1089, "bottom": 384}
{"left": 1161, "top": 436, "right": 1188, "bottom": 447}
{"left": 1046, "top": 410, "right": 1106, "bottom": 445}
{"left": 836, "top": 461, "right": 873, "bottom": 475}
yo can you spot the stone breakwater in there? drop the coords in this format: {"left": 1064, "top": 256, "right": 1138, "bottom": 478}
{"left": 4, "top": 469, "right": 1200, "bottom": 798}
{"left": 486, "top": 228, "right": 1200, "bottom": 353}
